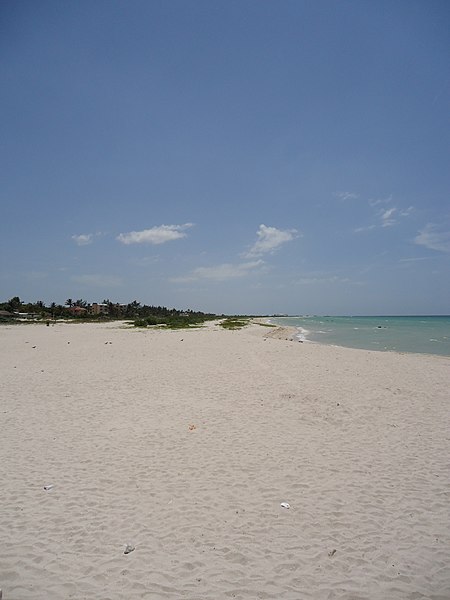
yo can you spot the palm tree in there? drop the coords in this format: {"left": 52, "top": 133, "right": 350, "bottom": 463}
{"left": 8, "top": 296, "right": 22, "bottom": 312}
{"left": 66, "top": 298, "right": 73, "bottom": 307}
{"left": 126, "top": 300, "right": 141, "bottom": 318}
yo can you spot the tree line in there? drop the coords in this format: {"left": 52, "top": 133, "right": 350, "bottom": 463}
{"left": 0, "top": 296, "right": 217, "bottom": 324}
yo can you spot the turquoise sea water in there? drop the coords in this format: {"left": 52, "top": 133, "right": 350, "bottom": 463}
{"left": 269, "top": 316, "right": 450, "bottom": 357}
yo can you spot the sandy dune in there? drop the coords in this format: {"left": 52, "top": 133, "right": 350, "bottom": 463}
{"left": 1, "top": 321, "right": 449, "bottom": 599}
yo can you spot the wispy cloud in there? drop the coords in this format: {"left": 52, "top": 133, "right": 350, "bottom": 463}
{"left": 72, "top": 233, "right": 95, "bottom": 246}
{"left": 71, "top": 274, "right": 122, "bottom": 286}
{"left": 295, "top": 275, "right": 351, "bottom": 285}
{"left": 171, "top": 223, "right": 295, "bottom": 284}
{"left": 172, "top": 260, "right": 264, "bottom": 283}
{"left": 354, "top": 196, "right": 414, "bottom": 232}
{"left": 354, "top": 224, "right": 376, "bottom": 233}
{"left": 399, "top": 206, "right": 414, "bottom": 217}
{"left": 244, "top": 224, "right": 298, "bottom": 258}
{"left": 369, "top": 195, "right": 392, "bottom": 207}
{"left": 398, "top": 256, "right": 433, "bottom": 263}
{"left": 335, "top": 191, "right": 359, "bottom": 201}
{"left": 117, "top": 223, "right": 193, "bottom": 245}
{"left": 71, "top": 232, "right": 104, "bottom": 246}
{"left": 380, "top": 205, "right": 414, "bottom": 227}
{"left": 414, "top": 224, "right": 450, "bottom": 253}
{"left": 380, "top": 207, "right": 397, "bottom": 227}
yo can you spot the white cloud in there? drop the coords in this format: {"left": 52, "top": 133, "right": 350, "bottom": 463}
{"left": 172, "top": 260, "right": 264, "bottom": 282}
{"left": 355, "top": 201, "right": 414, "bottom": 232}
{"left": 72, "top": 233, "right": 94, "bottom": 246}
{"left": 351, "top": 194, "right": 413, "bottom": 233}
{"left": 72, "top": 232, "right": 105, "bottom": 246}
{"left": 244, "top": 224, "right": 298, "bottom": 258}
{"left": 71, "top": 274, "right": 123, "bottom": 286}
{"left": 414, "top": 224, "right": 450, "bottom": 253}
{"left": 171, "top": 223, "right": 295, "bottom": 284}
{"left": 117, "top": 223, "right": 193, "bottom": 245}
{"left": 380, "top": 207, "right": 397, "bottom": 227}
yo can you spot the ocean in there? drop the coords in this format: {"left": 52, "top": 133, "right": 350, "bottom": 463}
{"left": 269, "top": 315, "right": 450, "bottom": 357}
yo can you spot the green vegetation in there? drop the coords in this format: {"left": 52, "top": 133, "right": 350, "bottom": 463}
{"left": 0, "top": 296, "right": 272, "bottom": 331}
{"left": 133, "top": 314, "right": 213, "bottom": 329}
{"left": 220, "top": 318, "right": 250, "bottom": 330}
{"left": 0, "top": 296, "right": 217, "bottom": 325}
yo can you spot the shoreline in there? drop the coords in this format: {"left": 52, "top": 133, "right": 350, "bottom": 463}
{"left": 268, "top": 317, "right": 450, "bottom": 358}
{"left": 3, "top": 317, "right": 450, "bottom": 360}
{"left": 1, "top": 321, "right": 449, "bottom": 599}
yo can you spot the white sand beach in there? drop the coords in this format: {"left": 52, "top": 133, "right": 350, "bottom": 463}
{"left": 1, "top": 320, "right": 449, "bottom": 600}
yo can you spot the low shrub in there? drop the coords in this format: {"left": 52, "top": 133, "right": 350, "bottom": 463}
{"left": 220, "top": 318, "right": 249, "bottom": 330}
{"left": 133, "top": 319, "right": 148, "bottom": 327}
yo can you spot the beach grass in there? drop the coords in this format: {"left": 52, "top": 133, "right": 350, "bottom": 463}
{"left": 220, "top": 318, "right": 250, "bottom": 329}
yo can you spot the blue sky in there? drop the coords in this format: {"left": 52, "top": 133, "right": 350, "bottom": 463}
{"left": 1, "top": 0, "right": 449, "bottom": 315}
